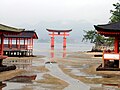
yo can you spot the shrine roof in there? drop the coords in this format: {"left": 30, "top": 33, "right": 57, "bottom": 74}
{"left": 94, "top": 21, "right": 120, "bottom": 31}
{"left": 46, "top": 29, "right": 72, "bottom": 32}
{"left": 0, "top": 24, "right": 24, "bottom": 32}
{"left": 4, "top": 31, "right": 38, "bottom": 39}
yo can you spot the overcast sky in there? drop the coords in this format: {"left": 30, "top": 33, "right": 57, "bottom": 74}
{"left": 0, "top": 0, "right": 119, "bottom": 39}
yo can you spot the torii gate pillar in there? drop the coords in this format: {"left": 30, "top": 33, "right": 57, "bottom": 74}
{"left": 47, "top": 29, "right": 72, "bottom": 48}
{"left": 63, "top": 37, "right": 66, "bottom": 48}
{"left": 51, "top": 37, "right": 54, "bottom": 47}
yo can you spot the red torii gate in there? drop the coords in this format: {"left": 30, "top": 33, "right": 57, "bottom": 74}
{"left": 46, "top": 29, "right": 72, "bottom": 48}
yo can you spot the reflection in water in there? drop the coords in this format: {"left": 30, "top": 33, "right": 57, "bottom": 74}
{"left": 3, "top": 59, "right": 32, "bottom": 69}
{"left": 50, "top": 47, "right": 67, "bottom": 58}
{"left": 6, "top": 74, "right": 37, "bottom": 83}
{"left": 63, "top": 47, "right": 66, "bottom": 58}
{"left": 102, "top": 84, "right": 120, "bottom": 88}
{"left": 51, "top": 47, "right": 54, "bottom": 58}
{"left": 0, "top": 81, "right": 6, "bottom": 90}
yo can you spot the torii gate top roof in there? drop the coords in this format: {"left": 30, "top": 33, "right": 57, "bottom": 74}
{"left": 46, "top": 29, "right": 72, "bottom": 32}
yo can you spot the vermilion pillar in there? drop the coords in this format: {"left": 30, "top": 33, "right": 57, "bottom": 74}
{"left": 51, "top": 32, "right": 55, "bottom": 47}
{"left": 27, "top": 38, "right": 28, "bottom": 49}
{"left": 51, "top": 37, "right": 54, "bottom": 47}
{"left": 10, "top": 38, "right": 12, "bottom": 48}
{"left": 16, "top": 38, "right": 18, "bottom": 48}
{"left": 32, "top": 38, "right": 33, "bottom": 47}
{"left": 63, "top": 32, "right": 67, "bottom": 48}
{"left": 114, "top": 37, "right": 119, "bottom": 53}
{"left": 18, "top": 38, "right": 20, "bottom": 49}
{"left": 114, "top": 37, "right": 119, "bottom": 68}
{"left": 1, "top": 36, "right": 4, "bottom": 55}
{"left": 63, "top": 37, "right": 66, "bottom": 48}
{"left": 24, "top": 38, "right": 26, "bottom": 46}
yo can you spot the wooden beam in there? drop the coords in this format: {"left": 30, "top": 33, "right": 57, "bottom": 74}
{"left": 49, "top": 34, "right": 69, "bottom": 36}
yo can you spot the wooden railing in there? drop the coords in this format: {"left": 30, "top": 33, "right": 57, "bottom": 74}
{"left": 102, "top": 51, "right": 120, "bottom": 68}
{"left": 103, "top": 53, "right": 120, "bottom": 60}
{"left": 4, "top": 44, "right": 33, "bottom": 50}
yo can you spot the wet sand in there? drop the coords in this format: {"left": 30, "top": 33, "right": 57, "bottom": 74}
{"left": 1, "top": 52, "right": 120, "bottom": 90}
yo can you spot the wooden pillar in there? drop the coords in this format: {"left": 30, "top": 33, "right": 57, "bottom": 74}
{"left": 27, "top": 38, "right": 28, "bottom": 49}
{"left": 8, "top": 38, "right": 9, "bottom": 48}
{"left": 32, "top": 38, "right": 33, "bottom": 47}
{"left": 1, "top": 36, "right": 4, "bottom": 55}
{"left": 24, "top": 38, "right": 26, "bottom": 48}
{"left": 18, "top": 38, "right": 20, "bottom": 49}
{"left": 10, "top": 38, "right": 12, "bottom": 48}
{"left": 114, "top": 37, "right": 119, "bottom": 68}
{"left": 31, "top": 38, "right": 33, "bottom": 55}
{"left": 51, "top": 32, "right": 54, "bottom": 47}
{"left": 63, "top": 37, "right": 66, "bottom": 48}
{"left": 102, "top": 51, "right": 105, "bottom": 67}
{"left": 16, "top": 38, "right": 18, "bottom": 48}
{"left": 114, "top": 37, "right": 119, "bottom": 53}
{"left": 63, "top": 32, "right": 66, "bottom": 48}
{"left": 51, "top": 37, "right": 54, "bottom": 47}
{"left": 9, "top": 38, "right": 12, "bottom": 48}
{"left": 30, "top": 38, "right": 32, "bottom": 48}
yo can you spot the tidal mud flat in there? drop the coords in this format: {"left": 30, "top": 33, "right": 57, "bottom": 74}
{"left": 0, "top": 52, "right": 120, "bottom": 90}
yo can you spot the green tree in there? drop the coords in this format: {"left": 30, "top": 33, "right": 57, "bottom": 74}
{"left": 82, "top": 30, "right": 114, "bottom": 49}
{"left": 110, "top": 2, "right": 120, "bottom": 23}
{"left": 82, "top": 30, "right": 112, "bottom": 47}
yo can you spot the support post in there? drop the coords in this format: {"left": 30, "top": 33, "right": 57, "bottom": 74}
{"left": 16, "top": 38, "right": 18, "bottom": 48}
{"left": 8, "top": 38, "right": 10, "bottom": 48}
{"left": 114, "top": 37, "right": 119, "bottom": 68}
{"left": 102, "top": 51, "right": 105, "bottom": 67}
{"left": 18, "top": 38, "right": 20, "bottom": 49}
{"left": 10, "top": 38, "right": 12, "bottom": 48}
{"left": 51, "top": 32, "right": 54, "bottom": 47}
{"left": 114, "top": 37, "right": 119, "bottom": 53}
{"left": 27, "top": 38, "right": 28, "bottom": 49}
{"left": 32, "top": 38, "right": 33, "bottom": 47}
{"left": 51, "top": 37, "right": 54, "bottom": 47}
{"left": 63, "top": 32, "right": 66, "bottom": 48}
{"left": 63, "top": 37, "right": 66, "bottom": 48}
{"left": 24, "top": 38, "right": 26, "bottom": 48}
{"left": 1, "top": 36, "right": 4, "bottom": 55}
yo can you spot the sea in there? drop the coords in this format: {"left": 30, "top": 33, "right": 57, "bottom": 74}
{"left": 33, "top": 42, "right": 94, "bottom": 58}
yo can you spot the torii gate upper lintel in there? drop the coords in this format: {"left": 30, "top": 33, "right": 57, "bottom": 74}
{"left": 46, "top": 29, "right": 72, "bottom": 48}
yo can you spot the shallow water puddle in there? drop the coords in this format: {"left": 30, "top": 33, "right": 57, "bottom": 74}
{"left": 3, "top": 82, "right": 27, "bottom": 90}
{"left": 65, "top": 65, "right": 103, "bottom": 79}
{"left": 3, "top": 59, "right": 32, "bottom": 69}
{"left": 89, "top": 83, "right": 120, "bottom": 90}
{"left": 2, "top": 58, "right": 48, "bottom": 90}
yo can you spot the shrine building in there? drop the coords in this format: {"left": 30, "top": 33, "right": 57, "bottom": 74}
{"left": 0, "top": 24, "right": 38, "bottom": 57}
{"left": 94, "top": 21, "right": 120, "bottom": 71}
